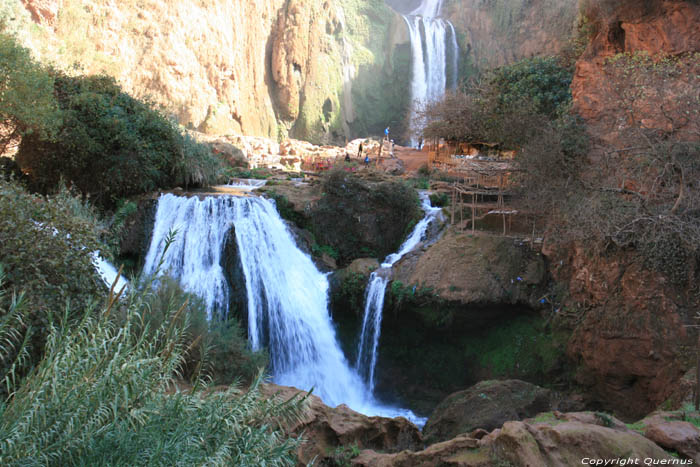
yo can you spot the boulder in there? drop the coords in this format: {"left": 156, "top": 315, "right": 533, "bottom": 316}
{"left": 642, "top": 412, "right": 700, "bottom": 463}
{"left": 353, "top": 434, "right": 488, "bottom": 467}
{"left": 423, "top": 380, "right": 551, "bottom": 445}
{"left": 490, "top": 418, "right": 672, "bottom": 467}
{"left": 261, "top": 384, "right": 422, "bottom": 466}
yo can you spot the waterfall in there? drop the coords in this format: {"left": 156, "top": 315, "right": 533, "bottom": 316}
{"left": 356, "top": 194, "right": 444, "bottom": 392}
{"left": 143, "top": 193, "right": 424, "bottom": 423}
{"left": 402, "top": 0, "right": 459, "bottom": 146}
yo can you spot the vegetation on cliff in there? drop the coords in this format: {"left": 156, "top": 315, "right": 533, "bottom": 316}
{"left": 311, "top": 169, "right": 421, "bottom": 265}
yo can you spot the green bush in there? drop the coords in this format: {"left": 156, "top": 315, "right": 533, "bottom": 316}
{"left": 0, "top": 179, "right": 105, "bottom": 382}
{"left": 15, "top": 72, "right": 222, "bottom": 208}
{"left": 131, "top": 276, "right": 268, "bottom": 386}
{"left": 483, "top": 56, "right": 573, "bottom": 119}
{"left": 311, "top": 169, "right": 421, "bottom": 264}
{"left": 0, "top": 268, "right": 302, "bottom": 466}
{"left": 0, "top": 33, "right": 61, "bottom": 154}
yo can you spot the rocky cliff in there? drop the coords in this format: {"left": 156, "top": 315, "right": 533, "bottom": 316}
{"left": 571, "top": 0, "right": 700, "bottom": 145}
{"left": 7, "top": 0, "right": 411, "bottom": 144}
{"left": 442, "top": 0, "right": 579, "bottom": 78}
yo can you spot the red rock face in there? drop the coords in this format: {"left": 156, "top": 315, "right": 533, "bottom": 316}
{"left": 20, "top": 0, "right": 60, "bottom": 26}
{"left": 572, "top": 0, "right": 700, "bottom": 145}
{"left": 545, "top": 242, "right": 692, "bottom": 419}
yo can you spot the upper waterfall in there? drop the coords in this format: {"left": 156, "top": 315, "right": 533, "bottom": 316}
{"left": 401, "top": 0, "right": 459, "bottom": 146}
{"left": 142, "top": 193, "right": 424, "bottom": 424}
{"left": 410, "top": 0, "right": 444, "bottom": 18}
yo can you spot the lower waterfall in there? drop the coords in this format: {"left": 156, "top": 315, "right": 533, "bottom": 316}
{"left": 143, "top": 193, "right": 423, "bottom": 423}
{"left": 356, "top": 193, "right": 443, "bottom": 393}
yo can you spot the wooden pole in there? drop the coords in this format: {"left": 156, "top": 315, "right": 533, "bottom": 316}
{"left": 471, "top": 192, "right": 476, "bottom": 234}
{"left": 696, "top": 328, "right": 700, "bottom": 411}
{"left": 451, "top": 185, "right": 456, "bottom": 225}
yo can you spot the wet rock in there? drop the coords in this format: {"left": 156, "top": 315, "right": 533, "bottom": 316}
{"left": 261, "top": 383, "right": 422, "bottom": 466}
{"left": 423, "top": 380, "right": 552, "bottom": 445}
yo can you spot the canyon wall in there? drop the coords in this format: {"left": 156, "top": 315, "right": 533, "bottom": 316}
{"left": 7, "top": 0, "right": 410, "bottom": 144}
{"left": 442, "top": 0, "right": 579, "bottom": 78}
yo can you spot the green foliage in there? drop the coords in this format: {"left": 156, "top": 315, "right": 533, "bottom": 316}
{"left": 312, "top": 169, "right": 421, "bottom": 265}
{"left": 595, "top": 412, "right": 615, "bottom": 428}
{"left": 0, "top": 179, "right": 104, "bottom": 381}
{"left": 484, "top": 56, "right": 573, "bottom": 119}
{"left": 329, "top": 443, "right": 361, "bottom": 467}
{"left": 0, "top": 265, "right": 31, "bottom": 397}
{"left": 0, "top": 269, "right": 302, "bottom": 466}
{"left": 333, "top": 272, "right": 369, "bottom": 312}
{"left": 312, "top": 243, "right": 340, "bottom": 260}
{"left": 16, "top": 70, "right": 222, "bottom": 208}
{"left": 0, "top": 33, "right": 61, "bottom": 153}
{"left": 429, "top": 192, "right": 449, "bottom": 208}
{"left": 133, "top": 277, "right": 268, "bottom": 386}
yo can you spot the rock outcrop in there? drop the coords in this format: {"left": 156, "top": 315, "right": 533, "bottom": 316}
{"left": 393, "top": 231, "right": 546, "bottom": 308}
{"left": 442, "top": 0, "right": 578, "bottom": 77}
{"left": 261, "top": 384, "right": 422, "bottom": 466}
{"left": 353, "top": 411, "right": 674, "bottom": 467}
{"left": 423, "top": 380, "right": 552, "bottom": 446}
{"left": 571, "top": 0, "right": 700, "bottom": 145}
{"left": 546, "top": 242, "right": 692, "bottom": 420}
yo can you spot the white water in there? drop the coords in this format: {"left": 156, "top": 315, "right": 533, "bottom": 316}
{"left": 92, "top": 252, "right": 129, "bottom": 292}
{"left": 356, "top": 193, "right": 443, "bottom": 392}
{"left": 143, "top": 193, "right": 424, "bottom": 424}
{"left": 223, "top": 178, "right": 267, "bottom": 191}
{"left": 402, "top": 0, "right": 459, "bottom": 146}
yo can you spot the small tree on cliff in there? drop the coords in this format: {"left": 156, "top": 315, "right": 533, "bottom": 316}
{"left": 0, "top": 34, "right": 61, "bottom": 155}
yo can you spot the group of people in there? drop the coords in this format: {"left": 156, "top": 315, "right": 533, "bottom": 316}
{"left": 342, "top": 126, "right": 393, "bottom": 167}
{"left": 353, "top": 127, "right": 394, "bottom": 166}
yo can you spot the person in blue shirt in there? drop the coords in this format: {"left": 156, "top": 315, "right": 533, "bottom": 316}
{"left": 384, "top": 126, "right": 390, "bottom": 139}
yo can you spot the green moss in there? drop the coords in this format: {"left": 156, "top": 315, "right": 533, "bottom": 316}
{"left": 462, "top": 315, "right": 563, "bottom": 379}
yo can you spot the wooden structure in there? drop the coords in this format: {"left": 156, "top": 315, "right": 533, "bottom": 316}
{"left": 430, "top": 151, "right": 519, "bottom": 236}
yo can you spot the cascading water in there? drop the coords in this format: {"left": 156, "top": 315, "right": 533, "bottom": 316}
{"left": 402, "top": 0, "right": 459, "bottom": 146}
{"left": 143, "top": 193, "right": 423, "bottom": 423}
{"left": 356, "top": 193, "right": 444, "bottom": 392}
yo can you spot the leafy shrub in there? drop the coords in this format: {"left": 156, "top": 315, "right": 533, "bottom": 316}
{"left": 0, "top": 179, "right": 105, "bottom": 382}
{"left": 429, "top": 192, "right": 449, "bottom": 208}
{"left": 311, "top": 169, "right": 421, "bottom": 264}
{"left": 0, "top": 269, "right": 302, "bottom": 466}
{"left": 0, "top": 33, "right": 61, "bottom": 154}
{"left": 15, "top": 72, "right": 222, "bottom": 208}
{"left": 483, "top": 56, "right": 573, "bottom": 119}
{"left": 132, "top": 276, "right": 268, "bottom": 386}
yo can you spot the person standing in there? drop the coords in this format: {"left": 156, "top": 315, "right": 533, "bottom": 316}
{"left": 358, "top": 142, "right": 363, "bottom": 158}
{"left": 384, "top": 126, "right": 390, "bottom": 140}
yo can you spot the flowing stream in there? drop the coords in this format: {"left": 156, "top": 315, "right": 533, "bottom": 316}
{"left": 143, "top": 193, "right": 423, "bottom": 424}
{"left": 402, "top": 0, "right": 459, "bottom": 146}
{"left": 356, "top": 193, "right": 444, "bottom": 392}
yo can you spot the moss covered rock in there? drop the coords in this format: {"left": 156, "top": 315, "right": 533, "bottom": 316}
{"left": 423, "top": 380, "right": 552, "bottom": 445}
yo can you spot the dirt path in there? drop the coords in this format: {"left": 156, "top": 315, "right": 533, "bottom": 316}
{"left": 393, "top": 145, "right": 428, "bottom": 173}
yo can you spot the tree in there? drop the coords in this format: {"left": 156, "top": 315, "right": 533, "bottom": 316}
{"left": 0, "top": 33, "right": 61, "bottom": 154}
